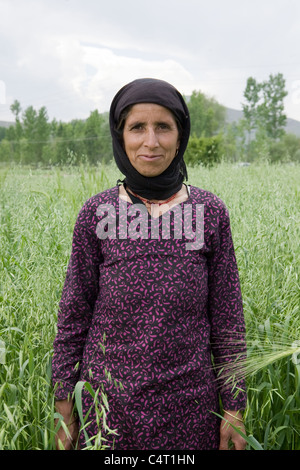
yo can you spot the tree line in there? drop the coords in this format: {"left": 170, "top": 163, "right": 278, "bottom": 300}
{"left": 0, "top": 103, "right": 112, "bottom": 166}
{"left": 1, "top": 73, "right": 300, "bottom": 167}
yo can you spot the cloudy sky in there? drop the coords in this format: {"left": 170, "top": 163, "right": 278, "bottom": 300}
{"left": 1, "top": 0, "right": 300, "bottom": 123}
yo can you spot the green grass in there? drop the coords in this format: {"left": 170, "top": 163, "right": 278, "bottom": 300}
{"left": 0, "top": 161, "right": 299, "bottom": 449}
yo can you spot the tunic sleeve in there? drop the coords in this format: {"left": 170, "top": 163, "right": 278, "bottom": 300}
{"left": 52, "top": 202, "right": 102, "bottom": 400}
{"left": 206, "top": 200, "right": 247, "bottom": 411}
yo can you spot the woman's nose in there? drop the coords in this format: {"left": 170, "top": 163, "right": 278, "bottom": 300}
{"left": 144, "top": 128, "right": 159, "bottom": 148}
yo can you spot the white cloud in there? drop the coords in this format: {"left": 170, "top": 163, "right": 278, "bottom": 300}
{"left": 0, "top": 0, "right": 199, "bottom": 121}
{"left": 8, "top": 35, "right": 199, "bottom": 120}
{"left": 1, "top": 0, "right": 300, "bottom": 122}
{"left": 76, "top": 44, "right": 196, "bottom": 110}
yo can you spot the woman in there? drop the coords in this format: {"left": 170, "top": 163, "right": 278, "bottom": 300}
{"left": 52, "top": 78, "right": 247, "bottom": 450}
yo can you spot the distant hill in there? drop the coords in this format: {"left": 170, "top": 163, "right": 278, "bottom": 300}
{"left": 225, "top": 107, "right": 300, "bottom": 137}
{"left": 0, "top": 120, "right": 13, "bottom": 128}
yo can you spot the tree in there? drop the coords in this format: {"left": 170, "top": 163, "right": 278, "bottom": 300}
{"left": 20, "top": 105, "right": 51, "bottom": 163}
{"left": 242, "top": 73, "right": 288, "bottom": 141}
{"left": 84, "top": 110, "right": 104, "bottom": 164}
{"left": 9, "top": 99, "right": 23, "bottom": 161}
{"left": 22, "top": 106, "right": 37, "bottom": 140}
{"left": 36, "top": 106, "right": 50, "bottom": 162}
{"left": 0, "top": 126, "right": 6, "bottom": 142}
{"left": 22, "top": 106, "right": 38, "bottom": 163}
{"left": 84, "top": 110, "right": 112, "bottom": 164}
{"left": 54, "top": 121, "right": 77, "bottom": 165}
{"left": 187, "top": 90, "right": 226, "bottom": 137}
{"left": 10, "top": 99, "right": 22, "bottom": 120}
{"left": 242, "top": 77, "right": 261, "bottom": 143}
{"left": 259, "top": 73, "right": 288, "bottom": 139}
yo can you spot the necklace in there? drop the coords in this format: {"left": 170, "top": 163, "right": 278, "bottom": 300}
{"left": 129, "top": 189, "right": 179, "bottom": 206}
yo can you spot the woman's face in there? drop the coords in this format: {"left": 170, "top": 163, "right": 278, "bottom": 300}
{"left": 122, "top": 103, "right": 180, "bottom": 178}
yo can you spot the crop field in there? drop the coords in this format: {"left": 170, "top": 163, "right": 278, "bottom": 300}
{"left": 0, "top": 161, "right": 299, "bottom": 450}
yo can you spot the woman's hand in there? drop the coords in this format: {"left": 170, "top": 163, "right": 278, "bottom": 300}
{"left": 219, "top": 410, "right": 247, "bottom": 450}
{"left": 55, "top": 399, "right": 79, "bottom": 450}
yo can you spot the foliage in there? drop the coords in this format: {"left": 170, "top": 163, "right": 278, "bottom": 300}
{"left": 242, "top": 77, "right": 262, "bottom": 136}
{"left": 242, "top": 73, "right": 288, "bottom": 140}
{"left": 184, "top": 134, "right": 223, "bottom": 167}
{"left": 0, "top": 103, "right": 112, "bottom": 166}
{"left": 186, "top": 90, "right": 226, "bottom": 137}
{"left": 0, "top": 162, "right": 116, "bottom": 449}
{"left": 0, "top": 127, "right": 6, "bottom": 142}
{"left": 190, "top": 162, "right": 300, "bottom": 447}
{"left": 268, "top": 133, "right": 300, "bottom": 163}
{"left": 84, "top": 111, "right": 112, "bottom": 165}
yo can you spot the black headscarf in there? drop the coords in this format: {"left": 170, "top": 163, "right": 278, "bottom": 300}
{"left": 109, "top": 78, "right": 190, "bottom": 200}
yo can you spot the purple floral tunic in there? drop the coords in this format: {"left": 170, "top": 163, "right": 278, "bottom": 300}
{"left": 52, "top": 185, "right": 246, "bottom": 450}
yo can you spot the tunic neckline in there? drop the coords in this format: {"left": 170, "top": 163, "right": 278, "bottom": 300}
{"left": 118, "top": 183, "right": 192, "bottom": 220}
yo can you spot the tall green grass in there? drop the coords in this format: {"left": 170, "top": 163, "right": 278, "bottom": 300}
{"left": 0, "top": 161, "right": 299, "bottom": 449}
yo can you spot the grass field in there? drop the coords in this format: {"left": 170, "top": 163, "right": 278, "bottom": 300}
{"left": 0, "top": 161, "right": 299, "bottom": 450}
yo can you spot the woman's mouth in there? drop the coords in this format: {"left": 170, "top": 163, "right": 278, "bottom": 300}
{"left": 138, "top": 155, "right": 162, "bottom": 161}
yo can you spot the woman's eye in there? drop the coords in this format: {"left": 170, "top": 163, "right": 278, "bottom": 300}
{"left": 157, "top": 123, "right": 171, "bottom": 131}
{"left": 130, "top": 123, "right": 144, "bottom": 131}
{"left": 128, "top": 122, "right": 172, "bottom": 132}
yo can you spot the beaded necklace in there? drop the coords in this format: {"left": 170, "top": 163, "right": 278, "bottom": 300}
{"left": 129, "top": 189, "right": 179, "bottom": 206}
